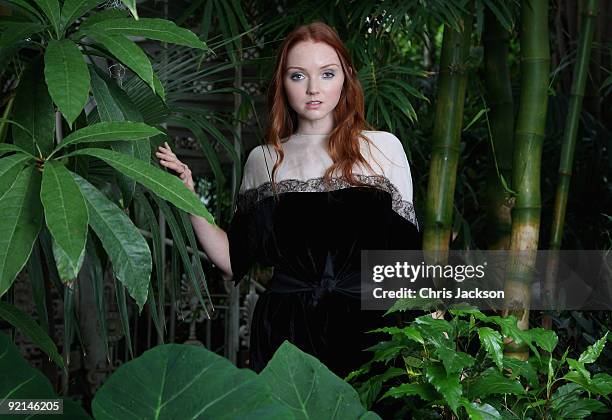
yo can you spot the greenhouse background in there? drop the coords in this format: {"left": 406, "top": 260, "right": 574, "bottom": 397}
{"left": 0, "top": 0, "right": 611, "bottom": 418}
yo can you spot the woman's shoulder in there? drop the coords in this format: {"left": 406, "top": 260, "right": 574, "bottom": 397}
{"left": 360, "top": 130, "right": 404, "bottom": 151}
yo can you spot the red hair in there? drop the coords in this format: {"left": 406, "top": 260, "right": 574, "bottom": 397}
{"left": 265, "top": 21, "right": 378, "bottom": 191}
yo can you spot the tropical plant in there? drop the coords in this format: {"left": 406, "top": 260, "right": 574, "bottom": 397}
{"left": 0, "top": 0, "right": 217, "bottom": 367}
{"left": 347, "top": 303, "right": 612, "bottom": 419}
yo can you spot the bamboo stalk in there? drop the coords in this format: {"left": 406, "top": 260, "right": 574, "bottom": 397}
{"left": 423, "top": 8, "right": 473, "bottom": 267}
{"left": 503, "top": 0, "right": 550, "bottom": 360}
{"left": 543, "top": 0, "right": 598, "bottom": 329}
{"left": 483, "top": 9, "right": 514, "bottom": 251}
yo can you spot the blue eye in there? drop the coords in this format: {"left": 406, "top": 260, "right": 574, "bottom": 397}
{"left": 323, "top": 71, "right": 335, "bottom": 78}
{"left": 290, "top": 73, "right": 304, "bottom": 80}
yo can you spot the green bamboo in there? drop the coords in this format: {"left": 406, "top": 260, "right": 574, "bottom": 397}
{"left": 543, "top": 0, "right": 598, "bottom": 329}
{"left": 423, "top": 9, "right": 473, "bottom": 263}
{"left": 483, "top": 8, "right": 514, "bottom": 251}
{"left": 549, "top": 0, "right": 598, "bottom": 250}
{"left": 503, "top": 0, "right": 550, "bottom": 360}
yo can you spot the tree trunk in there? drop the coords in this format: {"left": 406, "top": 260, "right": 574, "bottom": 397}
{"left": 423, "top": 7, "right": 473, "bottom": 267}
{"left": 483, "top": 8, "right": 514, "bottom": 251}
{"left": 503, "top": 0, "right": 550, "bottom": 360}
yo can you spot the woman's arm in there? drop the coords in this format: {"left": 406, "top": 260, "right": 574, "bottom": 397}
{"left": 155, "top": 142, "right": 233, "bottom": 282}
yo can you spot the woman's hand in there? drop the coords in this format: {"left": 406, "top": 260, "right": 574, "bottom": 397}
{"left": 155, "top": 142, "right": 195, "bottom": 193}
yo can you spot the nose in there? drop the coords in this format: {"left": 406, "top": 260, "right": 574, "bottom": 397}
{"left": 307, "top": 78, "right": 319, "bottom": 95}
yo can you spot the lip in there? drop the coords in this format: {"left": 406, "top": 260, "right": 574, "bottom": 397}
{"left": 306, "top": 101, "right": 322, "bottom": 109}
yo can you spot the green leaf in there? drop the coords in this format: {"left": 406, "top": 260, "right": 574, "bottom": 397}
{"left": 530, "top": 327, "right": 558, "bottom": 353}
{"left": 0, "top": 331, "right": 92, "bottom": 419}
{"left": 467, "top": 368, "right": 525, "bottom": 399}
{"left": 436, "top": 344, "right": 475, "bottom": 375}
{"left": 478, "top": 327, "right": 504, "bottom": 370}
{"left": 381, "top": 383, "right": 438, "bottom": 402}
{"left": 53, "top": 121, "right": 161, "bottom": 154}
{"left": 556, "top": 398, "right": 608, "bottom": 418}
{"left": 0, "top": 166, "right": 42, "bottom": 297}
{"left": 578, "top": 332, "right": 608, "bottom": 364}
{"left": 0, "top": 22, "right": 45, "bottom": 49}
{"left": 77, "top": 8, "right": 130, "bottom": 29}
{"left": 67, "top": 148, "right": 214, "bottom": 224}
{"left": 72, "top": 173, "right": 150, "bottom": 311}
{"left": 33, "top": 0, "right": 61, "bottom": 37}
{"left": 44, "top": 39, "right": 90, "bottom": 127}
{"left": 119, "top": 0, "right": 138, "bottom": 20}
{"left": 0, "top": 143, "right": 34, "bottom": 158}
{"left": 503, "top": 358, "right": 539, "bottom": 387}
{"left": 92, "top": 343, "right": 291, "bottom": 419}
{"left": 258, "top": 341, "right": 380, "bottom": 419}
{"left": 60, "top": 0, "right": 104, "bottom": 31}
{"left": 2, "top": 1, "right": 44, "bottom": 22}
{"left": 0, "top": 301, "right": 64, "bottom": 371}
{"left": 11, "top": 57, "right": 55, "bottom": 156}
{"left": 41, "top": 161, "right": 88, "bottom": 281}
{"left": 82, "top": 29, "right": 154, "bottom": 91}
{"left": 0, "top": 153, "right": 33, "bottom": 199}
{"left": 461, "top": 399, "right": 501, "bottom": 420}
{"left": 425, "top": 363, "right": 462, "bottom": 414}
{"left": 369, "top": 326, "right": 423, "bottom": 343}
{"left": 88, "top": 18, "right": 208, "bottom": 49}
{"left": 89, "top": 65, "right": 126, "bottom": 121}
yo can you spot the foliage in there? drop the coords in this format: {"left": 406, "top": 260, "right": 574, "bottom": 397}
{"left": 347, "top": 305, "right": 612, "bottom": 419}
{"left": 92, "top": 340, "right": 380, "bottom": 419}
{"left": 0, "top": 331, "right": 91, "bottom": 418}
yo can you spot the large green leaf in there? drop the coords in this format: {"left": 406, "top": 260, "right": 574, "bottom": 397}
{"left": 257, "top": 341, "right": 379, "bottom": 419}
{"left": 0, "top": 166, "right": 42, "bottom": 296}
{"left": 0, "top": 301, "right": 64, "bottom": 371}
{"left": 467, "top": 368, "right": 525, "bottom": 399}
{"left": 41, "top": 161, "right": 88, "bottom": 281}
{"left": 53, "top": 121, "right": 161, "bottom": 155}
{"left": 88, "top": 18, "right": 208, "bottom": 49}
{"left": 0, "top": 332, "right": 91, "bottom": 419}
{"left": 92, "top": 341, "right": 376, "bottom": 419}
{"left": 478, "top": 327, "right": 504, "bottom": 370}
{"left": 0, "top": 153, "right": 33, "bottom": 199}
{"left": 67, "top": 148, "right": 215, "bottom": 224}
{"left": 11, "top": 57, "right": 55, "bottom": 156}
{"left": 83, "top": 29, "right": 155, "bottom": 91}
{"left": 33, "top": 0, "right": 61, "bottom": 37}
{"left": 60, "top": 0, "right": 105, "bottom": 31}
{"left": 92, "top": 343, "right": 289, "bottom": 419}
{"left": 72, "top": 173, "right": 150, "bottom": 311}
{"left": 44, "top": 39, "right": 90, "bottom": 127}
{"left": 425, "top": 363, "right": 462, "bottom": 414}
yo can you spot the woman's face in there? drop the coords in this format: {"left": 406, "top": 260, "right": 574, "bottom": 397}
{"left": 283, "top": 40, "right": 345, "bottom": 132}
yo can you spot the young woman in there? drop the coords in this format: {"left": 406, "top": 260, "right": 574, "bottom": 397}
{"left": 156, "top": 21, "right": 421, "bottom": 377}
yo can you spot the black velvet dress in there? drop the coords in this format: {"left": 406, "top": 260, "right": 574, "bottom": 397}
{"left": 224, "top": 131, "right": 421, "bottom": 378}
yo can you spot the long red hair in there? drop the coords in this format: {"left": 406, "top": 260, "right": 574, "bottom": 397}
{"left": 265, "top": 21, "right": 378, "bottom": 191}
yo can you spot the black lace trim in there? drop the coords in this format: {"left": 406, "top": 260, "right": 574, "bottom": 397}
{"left": 236, "top": 174, "right": 419, "bottom": 229}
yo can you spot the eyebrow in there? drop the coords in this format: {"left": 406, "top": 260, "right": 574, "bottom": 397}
{"left": 286, "top": 64, "right": 340, "bottom": 71}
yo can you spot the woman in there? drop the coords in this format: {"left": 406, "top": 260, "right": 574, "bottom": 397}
{"left": 156, "top": 21, "right": 421, "bottom": 378}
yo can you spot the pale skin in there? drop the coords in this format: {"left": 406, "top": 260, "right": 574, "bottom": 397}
{"left": 156, "top": 40, "right": 346, "bottom": 283}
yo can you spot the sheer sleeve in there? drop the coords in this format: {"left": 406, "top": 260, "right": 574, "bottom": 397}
{"left": 224, "top": 147, "right": 266, "bottom": 286}
{"left": 383, "top": 133, "right": 422, "bottom": 250}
